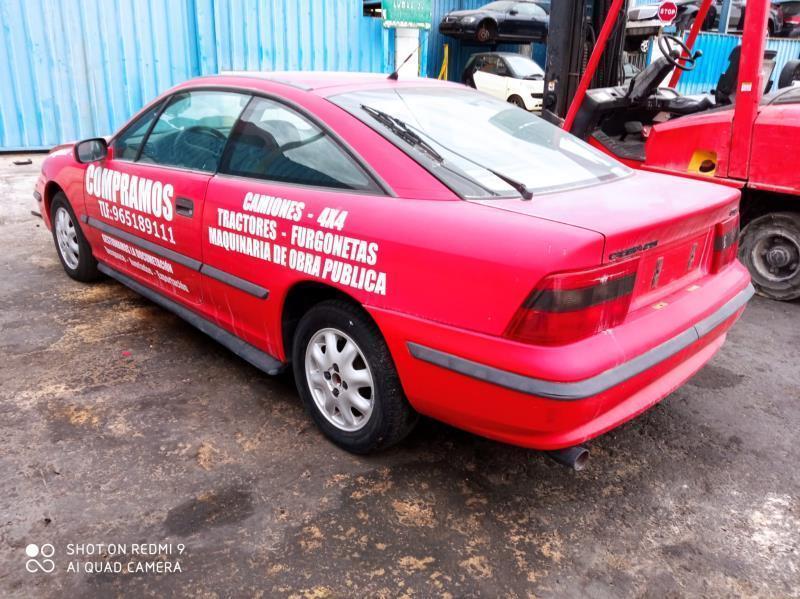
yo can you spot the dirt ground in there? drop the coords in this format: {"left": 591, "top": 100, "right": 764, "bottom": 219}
{"left": 1, "top": 153, "right": 798, "bottom": 598}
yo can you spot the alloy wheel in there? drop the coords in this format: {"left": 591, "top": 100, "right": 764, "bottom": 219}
{"left": 55, "top": 206, "right": 80, "bottom": 270}
{"left": 304, "top": 327, "right": 375, "bottom": 432}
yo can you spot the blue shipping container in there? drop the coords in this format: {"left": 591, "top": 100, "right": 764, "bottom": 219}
{"left": 0, "top": 0, "right": 393, "bottom": 150}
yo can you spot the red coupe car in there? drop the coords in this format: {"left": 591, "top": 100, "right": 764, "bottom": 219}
{"left": 34, "top": 72, "right": 753, "bottom": 455}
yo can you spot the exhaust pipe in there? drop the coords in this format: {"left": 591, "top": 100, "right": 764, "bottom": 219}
{"left": 547, "top": 446, "right": 589, "bottom": 471}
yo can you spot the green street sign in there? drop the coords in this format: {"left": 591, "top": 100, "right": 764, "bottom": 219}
{"left": 382, "top": 0, "right": 432, "bottom": 29}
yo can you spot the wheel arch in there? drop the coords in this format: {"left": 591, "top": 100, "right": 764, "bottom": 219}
{"left": 280, "top": 281, "right": 378, "bottom": 362}
{"left": 740, "top": 188, "right": 800, "bottom": 226}
{"left": 43, "top": 180, "right": 65, "bottom": 222}
{"left": 477, "top": 18, "right": 497, "bottom": 37}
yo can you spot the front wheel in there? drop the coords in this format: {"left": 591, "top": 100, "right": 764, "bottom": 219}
{"left": 508, "top": 94, "right": 526, "bottom": 109}
{"left": 292, "top": 300, "right": 418, "bottom": 453}
{"left": 476, "top": 21, "right": 496, "bottom": 43}
{"left": 50, "top": 192, "right": 100, "bottom": 282}
{"left": 739, "top": 212, "right": 800, "bottom": 301}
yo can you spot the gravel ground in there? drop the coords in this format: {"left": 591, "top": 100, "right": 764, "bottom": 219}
{"left": 1, "top": 154, "right": 798, "bottom": 598}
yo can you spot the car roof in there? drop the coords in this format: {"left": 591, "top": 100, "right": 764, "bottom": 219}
{"left": 175, "top": 71, "right": 461, "bottom": 96}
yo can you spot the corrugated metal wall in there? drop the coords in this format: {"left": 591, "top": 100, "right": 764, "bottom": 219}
{"left": 0, "top": 0, "right": 390, "bottom": 151}
{"left": 675, "top": 32, "right": 800, "bottom": 94}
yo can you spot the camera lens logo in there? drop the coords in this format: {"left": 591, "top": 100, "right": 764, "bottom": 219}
{"left": 25, "top": 543, "right": 55, "bottom": 573}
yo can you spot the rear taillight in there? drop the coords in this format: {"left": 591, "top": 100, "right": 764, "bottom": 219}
{"left": 712, "top": 214, "right": 739, "bottom": 272}
{"left": 505, "top": 259, "right": 639, "bottom": 346}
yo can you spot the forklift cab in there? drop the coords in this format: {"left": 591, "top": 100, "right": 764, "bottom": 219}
{"left": 546, "top": 0, "right": 800, "bottom": 300}
{"left": 573, "top": 37, "right": 778, "bottom": 163}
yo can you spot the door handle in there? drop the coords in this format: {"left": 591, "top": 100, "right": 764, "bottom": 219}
{"left": 175, "top": 197, "right": 194, "bottom": 217}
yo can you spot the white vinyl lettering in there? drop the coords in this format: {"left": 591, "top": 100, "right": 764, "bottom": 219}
{"left": 84, "top": 166, "right": 175, "bottom": 222}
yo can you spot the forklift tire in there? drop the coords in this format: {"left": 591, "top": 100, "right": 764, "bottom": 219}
{"left": 739, "top": 212, "right": 800, "bottom": 301}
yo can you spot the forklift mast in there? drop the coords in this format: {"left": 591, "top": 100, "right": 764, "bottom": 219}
{"left": 542, "top": 0, "right": 629, "bottom": 123}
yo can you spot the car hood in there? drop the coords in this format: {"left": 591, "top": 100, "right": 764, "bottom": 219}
{"left": 445, "top": 9, "right": 494, "bottom": 17}
{"left": 469, "top": 170, "right": 740, "bottom": 263}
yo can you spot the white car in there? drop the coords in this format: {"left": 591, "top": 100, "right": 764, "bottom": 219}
{"left": 462, "top": 52, "right": 544, "bottom": 112}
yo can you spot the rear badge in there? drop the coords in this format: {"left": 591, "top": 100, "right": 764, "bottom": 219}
{"left": 609, "top": 240, "right": 658, "bottom": 261}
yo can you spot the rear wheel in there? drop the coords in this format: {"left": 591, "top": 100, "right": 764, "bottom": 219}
{"left": 739, "top": 212, "right": 800, "bottom": 301}
{"left": 292, "top": 300, "right": 418, "bottom": 453}
{"left": 50, "top": 193, "right": 100, "bottom": 282}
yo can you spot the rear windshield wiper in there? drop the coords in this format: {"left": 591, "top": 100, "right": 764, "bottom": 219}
{"left": 361, "top": 104, "right": 533, "bottom": 200}
{"left": 482, "top": 167, "right": 533, "bottom": 200}
{"left": 361, "top": 104, "right": 444, "bottom": 164}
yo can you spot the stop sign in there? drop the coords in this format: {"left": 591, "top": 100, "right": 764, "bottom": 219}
{"left": 658, "top": 1, "right": 678, "bottom": 22}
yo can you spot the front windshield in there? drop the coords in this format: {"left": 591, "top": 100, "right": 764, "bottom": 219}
{"left": 331, "top": 86, "right": 630, "bottom": 198}
{"left": 505, "top": 55, "right": 544, "bottom": 78}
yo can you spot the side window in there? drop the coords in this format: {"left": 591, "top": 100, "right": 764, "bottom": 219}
{"left": 515, "top": 3, "right": 545, "bottom": 16}
{"left": 481, "top": 56, "right": 499, "bottom": 73}
{"left": 496, "top": 59, "right": 510, "bottom": 76}
{"left": 112, "top": 102, "right": 162, "bottom": 161}
{"left": 219, "top": 97, "right": 375, "bottom": 191}
{"left": 139, "top": 91, "right": 249, "bottom": 172}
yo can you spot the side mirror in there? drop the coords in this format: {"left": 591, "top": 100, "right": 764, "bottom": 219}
{"left": 74, "top": 138, "right": 108, "bottom": 163}
{"left": 509, "top": 9, "right": 518, "bottom": 15}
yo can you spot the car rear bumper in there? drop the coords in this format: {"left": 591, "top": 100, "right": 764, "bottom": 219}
{"left": 369, "top": 268, "right": 752, "bottom": 450}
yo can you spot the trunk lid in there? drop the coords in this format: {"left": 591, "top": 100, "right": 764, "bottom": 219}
{"left": 472, "top": 170, "right": 740, "bottom": 306}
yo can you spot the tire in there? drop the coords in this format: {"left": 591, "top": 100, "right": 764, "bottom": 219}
{"left": 292, "top": 299, "right": 418, "bottom": 454}
{"left": 507, "top": 94, "right": 526, "bottom": 109}
{"left": 777, "top": 59, "right": 800, "bottom": 89}
{"left": 50, "top": 192, "right": 100, "bottom": 282}
{"left": 739, "top": 212, "right": 800, "bottom": 301}
{"left": 476, "top": 21, "right": 496, "bottom": 43}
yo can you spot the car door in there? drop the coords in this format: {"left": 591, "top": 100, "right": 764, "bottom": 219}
{"left": 202, "top": 95, "right": 388, "bottom": 357}
{"left": 511, "top": 2, "right": 548, "bottom": 39}
{"left": 85, "top": 90, "right": 249, "bottom": 306}
{"left": 472, "top": 56, "right": 509, "bottom": 100}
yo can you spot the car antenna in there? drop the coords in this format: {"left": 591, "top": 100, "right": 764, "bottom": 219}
{"left": 388, "top": 44, "right": 421, "bottom": 80}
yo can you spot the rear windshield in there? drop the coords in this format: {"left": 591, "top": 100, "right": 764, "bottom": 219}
{"left": 330, "top": 86, "right": 629, "bottom": 199}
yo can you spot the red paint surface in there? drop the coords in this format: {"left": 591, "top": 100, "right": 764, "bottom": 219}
{"left": 36, "top": 74, "right": 751, "bottom": 450}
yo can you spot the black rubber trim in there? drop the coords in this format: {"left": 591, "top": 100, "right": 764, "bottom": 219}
{"left": 407, "top": 284, "right": 755, "bottom": 401}
{"left": 200, "top": 264, "right": 269, "bottom": 299}
{"left": 86, "top": 216, "right": 201, "bottom": 271}
{"left": 98, "top": 262, "right": 285, "bottom": 375}
{"left": 86, "top": 216, "right": 269, "bottom": 299}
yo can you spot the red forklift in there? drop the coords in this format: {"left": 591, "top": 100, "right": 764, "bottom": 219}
{"left": 543, "top": 0, "right": 800, "bottom": 300}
